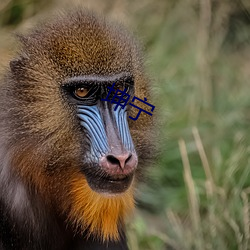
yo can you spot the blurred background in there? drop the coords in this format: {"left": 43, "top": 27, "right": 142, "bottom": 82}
{"left": 1, "top": 0, "right": 250, "bottom": 249}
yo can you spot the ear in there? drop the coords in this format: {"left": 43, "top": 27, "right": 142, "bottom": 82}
{"left": 10, "top": 58, "right": 21, "bottom": 73}
{"left": 9, "top": 57, "right": 27, "bottom": 75}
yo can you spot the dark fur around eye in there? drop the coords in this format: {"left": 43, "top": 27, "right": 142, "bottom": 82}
{"left": 61, "top": 75, "right": 134, "bottom": 105}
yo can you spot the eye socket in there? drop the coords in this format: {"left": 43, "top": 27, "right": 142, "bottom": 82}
{"left": 113, "top": 85, "right": 127, "bottom": 96}
{"left": 74, "top": 87, "right": 89, "bottom": 98}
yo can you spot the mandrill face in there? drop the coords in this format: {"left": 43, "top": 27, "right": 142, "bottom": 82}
{"left": 0, "top": 10, "right": 154, "bottom": 243}
{"left": 62, "top": 73, "right": 138, "bottom": 195}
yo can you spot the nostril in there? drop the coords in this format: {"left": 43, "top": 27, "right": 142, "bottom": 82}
{"left": 100, "top": 153, "right": 137, "bottom": 174}
{"left": 106, "top": 155, "right": 120, "bottom": 165}
{"left": 125, "top": 154, "right": 132, "bottom": 164}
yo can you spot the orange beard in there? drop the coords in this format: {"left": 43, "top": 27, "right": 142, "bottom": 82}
{"left": 67, "top": 174, "right": 135, "bottom": 241}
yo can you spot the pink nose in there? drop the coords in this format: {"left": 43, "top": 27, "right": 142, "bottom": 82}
{"left": 99, "top": 152, "right": 138, "bottom": 175}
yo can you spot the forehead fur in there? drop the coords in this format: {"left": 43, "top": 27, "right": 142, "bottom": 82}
{"left": 17, "top": 10, "right": 141, "bottom": 80}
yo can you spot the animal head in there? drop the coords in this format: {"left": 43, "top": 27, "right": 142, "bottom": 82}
{"left": 0, "top": 10, "right": 153, "bottom": 241}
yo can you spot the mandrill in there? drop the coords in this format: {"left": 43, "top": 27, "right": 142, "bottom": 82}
{"left": 0, "top": 9, "right": 154, "bottom": 250}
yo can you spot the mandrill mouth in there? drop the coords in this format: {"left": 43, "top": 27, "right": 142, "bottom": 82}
{"left": 82, "top": 167, "right": 134, "bottom": 194}
{"left": 81, "top": 151, "right": 138, "bottom": 194}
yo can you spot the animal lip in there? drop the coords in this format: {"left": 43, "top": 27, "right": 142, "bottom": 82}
{"left": 105, "top": 174, "right": 130, "bottom": 182}
{"left": 84, "top": 170, "right": 134, "bottom": 194}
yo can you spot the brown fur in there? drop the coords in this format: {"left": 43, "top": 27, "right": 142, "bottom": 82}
{"left": 0, "top": 10, "right": 153, "bottom": 245}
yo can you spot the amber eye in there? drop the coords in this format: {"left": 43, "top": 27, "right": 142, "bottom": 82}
{"left": 74, "top": 87, "right": 89, "bottom": 98}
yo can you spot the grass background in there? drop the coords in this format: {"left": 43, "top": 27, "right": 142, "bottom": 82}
{"left": 1, "top": 0, "right": 250, "bottom": 249}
